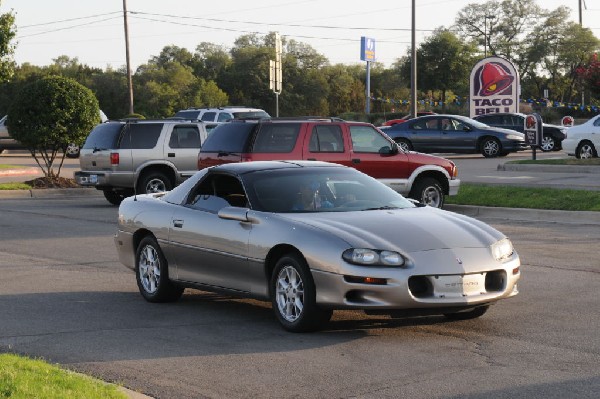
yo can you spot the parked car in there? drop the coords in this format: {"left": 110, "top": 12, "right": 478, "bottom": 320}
{"left": 384, "top": 114, "right": 528, "bottom": 157}
{"left": 197, "top": 117, "right": 460, "bottom": 208}
{"left": 382, "top": 112, "right": 437, "bottom": 127}
{"left": 562, "top": 115, "right": 600, "bottom": 159}
{"left": 0, "top": 110, "right": 108, "bottom": 158}
{"left": 473, "top": 112, "right": 566, "bottom": 152}
{"left": 174, "top": 106, "right": 270, "bottom": 122}
{"left": 114, "top": 161, "right": 520, "bottom": 332}
{"left": 74, "top": 119, "right": 209, "bottom": 205}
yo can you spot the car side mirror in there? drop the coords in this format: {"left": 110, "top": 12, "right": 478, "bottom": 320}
{"left": 379, "top": 145, "right": 396, "bottom": 155}
{"left": 463, "top": 126, "right": 471, "bottom": 131}
{"left": 218, "top": 206, "right": 257, "bottom": 223}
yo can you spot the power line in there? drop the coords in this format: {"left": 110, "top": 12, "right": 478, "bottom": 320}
{"left": 18, "top": 16, "right": 123, "bottom": 38}
{"left": 19, "top": 11, "right": 122, "bottom": 29}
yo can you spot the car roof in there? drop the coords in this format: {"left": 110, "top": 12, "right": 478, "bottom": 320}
{"left": 211, "top": 160, "right": 346, "bottom": 174}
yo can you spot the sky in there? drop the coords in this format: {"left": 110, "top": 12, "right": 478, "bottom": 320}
{"left": 2, "top": 0, "right": 599, "bottom": 71}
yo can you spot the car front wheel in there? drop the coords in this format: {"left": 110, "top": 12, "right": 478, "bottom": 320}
{"left": 576, "top": 141, "right": 597, "bottom": 159}
{"left": 135, "top": 236, "right": 184, "bottom": 303}
{"left": 65, "top": 143, "right": 80, "bottom": 158}
{"left": 480, "top": 137, "right": 502, "bottom": 157}
{"left": 410, "top": 177, "right": 444, "bottom": 208}
{"left": 270, "top": 253, "right": 332, "bottom": 332}
{"left": 540, "top": 135, "right": 556, "bottom": 152}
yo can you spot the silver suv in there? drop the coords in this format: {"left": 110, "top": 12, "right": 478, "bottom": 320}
{"left": 174, "top": 106, "right": 270, "bottom": 122}
{"left": 74, "top": 119, "right": 208, "bottom": 205}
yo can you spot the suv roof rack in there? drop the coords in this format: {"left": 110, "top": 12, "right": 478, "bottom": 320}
{"left": 267, "top": 116, "right": 345, "bottom": 122}
{"left": 118, "top": 118, "right": 202, "bottom": 123}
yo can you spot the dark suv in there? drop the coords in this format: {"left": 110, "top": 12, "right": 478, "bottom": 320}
{"left": 197, "top": 118, "right": 460, "bottom": 208}
{"left": 473, "top": 112, "right": 566, "bottom": 151}
{"left": 75, "top": 119, "right": 208, "bottom": 205}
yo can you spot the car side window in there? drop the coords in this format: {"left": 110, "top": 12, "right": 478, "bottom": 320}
{"left": 593, "top": 118, "right": 600, "bottom": 127}
{"left": 252, "top": 123, "right": 301, "bottom": 153}
{"left": 309, "top": 125, "right": 344, "bottom": 152}
{"left": 119, "top": 123, "right": 162, "bottom": 149}
{"left": 168, "top": 126, "right": 201, "bottom": 149}
{"left": 411, "top": 119, "right": 437, "bottom": 131}
{"left": 349, "top": 126, "right": 393, "bottom": 153}
{"left": 186, "top": 174, "right": 248, "bottom": 212}
{"left": 217, "top": 112, "right": 233, "bottom": 122}
{"left": 201, "top": 112, "right": 216, "bottom": 122}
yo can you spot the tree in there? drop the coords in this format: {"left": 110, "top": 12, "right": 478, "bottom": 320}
{"left": 7, "top": 76, "right": 100, "bottom": 178}
{"left": 576, "top": 54, "right": 600, "bottom": 100}
{"left": 400, "top": 29, "right": 477, "bottom": 108}
{"left": 0, "top": 1, "right": 16, "bottom": 82}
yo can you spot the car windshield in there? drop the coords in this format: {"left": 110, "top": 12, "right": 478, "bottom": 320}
{"left": 455, "top": 116, "right": 489, "bottom": 129}
{"left": 232, "top": 111, "right": 270, "bottom": 119}
{"left": 242, "top": 167, "right": 415, "bottom": 213}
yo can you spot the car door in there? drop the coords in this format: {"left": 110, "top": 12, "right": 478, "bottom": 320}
{"left": 347, "top": 124, "right": 410, "bottom": 178}
{"left": 168, "top": 173, "right": 251, "bottom": 292}
{"left": 302, "top": 123, "right": 351, "bottom": 166}
{"left": 404, "top": 117, "right": 442, "bottom": 151}
{"left": 439, "top": 117, "right": 478, "bottom": 152}
{"left": 165, "top": 124, "right": 207, "bottom": 179}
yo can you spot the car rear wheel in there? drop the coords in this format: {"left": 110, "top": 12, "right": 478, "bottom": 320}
{"left": 270, "top": 253, "right": 332, "bottom": 332}
{"left": 410, "top": 177, "right": 444, "bottom": 208}
{"left": 137, "top": 171, "right": 173, "bottom": 194}
{"left": 444, "top": 305, "right": 489, "bottom": 320}
{"left": 136, "top": 236, "right": 184, "bottom": 303}
{"left": 540, "top": 135, "right": 556, "bottom": 152}
{"left": 394, "top": 138, "right": 413, "bottom": 152}
{"left": 480, "top": 137, "right": 502, "bottom": 158}
{"left": 576, "top": 141, "right": 597, "bottom": 159}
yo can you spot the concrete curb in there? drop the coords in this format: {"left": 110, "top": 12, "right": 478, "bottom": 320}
{"left": 0, "top": 188, "right": 102, "bottom": 199}
{"left": 498, "top": 163, "right": 600, "bottom": 173}
{"left": 444, "top": 204, "right": 600, "bottom": 225}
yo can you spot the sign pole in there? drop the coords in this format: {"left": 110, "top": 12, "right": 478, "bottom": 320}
{"left": 365, "top": 61, "right": 371, "bottom": 114}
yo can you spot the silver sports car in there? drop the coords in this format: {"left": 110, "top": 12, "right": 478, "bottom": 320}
{"left": 115, "top": 161, "right": 520, "bottom": 332}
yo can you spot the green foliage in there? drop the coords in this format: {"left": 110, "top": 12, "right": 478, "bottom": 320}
{"left": 0, "top": 2, "right": 16, "bottom": 82}
{"left": 0, "top": 353, "right": 127, "bottom": 398}
{"left": 123, "top": 113, "right": 145, "bottom": 119}
{"left": 446, "top": 183, "right": 600, "bottom": 211}
{"left": 7, "top": 76, "right": 100, "bottom": 177}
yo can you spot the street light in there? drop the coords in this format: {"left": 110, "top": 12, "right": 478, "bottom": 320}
{"left": 484, "top": 14, "right": 494, "bottom": 58}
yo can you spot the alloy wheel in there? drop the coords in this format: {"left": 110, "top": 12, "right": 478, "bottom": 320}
{"left": 275, "top": 265, "right": 305, "bottom": 322}
{"left": 139, "top": 244, "right": 160, "bottom": 294}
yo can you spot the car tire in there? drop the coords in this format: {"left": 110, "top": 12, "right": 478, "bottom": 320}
{"left": 270, "top": 253, "right": 332, "bottom": 332}
{"left": 480, "top": 137, "right": 502, "bottom": 158}
{"left": 444, "top": 305, "right": 489, "bottom": 320}
{"left": 394, "top": 138, "right": 413, "bottom": 152}
{"left": 576, "top": 141, "right": 597, "bottom": 159}
{"left": 103, "top": 189, "right": 127, "bottom": 206}
{"left": 65, "top": 143, "right": 80, "bottom": 158}
{"left": 135, "top": 236, "right": 184, "bottom": 303}
{"left": 409, "top": 177, "right": 444, "bottom": 208}
{"left": 137, "top": 171, "right": 173, "bottom": 194}
{"left": 540, "top": 135, "right": 556, "bottom": 152}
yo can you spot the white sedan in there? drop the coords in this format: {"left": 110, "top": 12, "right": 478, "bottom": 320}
{"left": 562, "top": 115, "right": 600, "bottom": 158}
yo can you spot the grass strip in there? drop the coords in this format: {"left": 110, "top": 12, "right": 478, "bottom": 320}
{"left": 508, "top": 158, "right": 600, "bottom": 165}
{"left": 0, "top": 182, "right": 31, "bottom": 190}
{"left": 446, "top": 183, "right": 600, "bottom": 212}
{"left": 0, "top": 164, "right": 27, "bottom": 170}
{"left": 0, "top": 353, "right": 127, "bottom": 399}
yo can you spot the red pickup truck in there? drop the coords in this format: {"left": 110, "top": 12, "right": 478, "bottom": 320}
{"left": 198, "top": 118, "right": 460, "bottom": 208}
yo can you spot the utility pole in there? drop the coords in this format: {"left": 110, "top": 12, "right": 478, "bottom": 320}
{"left": 123, "top": 0, "right": 134, "bottom": 115}
{"left": 269, "top": 33, "right": 282, "bottom": 117}
{"left": 410, "top": 0, "right": 417, "bottom": 119}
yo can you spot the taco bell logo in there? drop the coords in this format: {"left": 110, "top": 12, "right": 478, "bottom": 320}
{"left": 469, "top": 56, "right": 520, "bottom": 118}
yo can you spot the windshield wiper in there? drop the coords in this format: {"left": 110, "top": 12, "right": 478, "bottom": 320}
{"left": 361, "top": 206, "right": 400, "bottom": 211}
{"left": 217, "top": 150, "right": 239, "bottom": 157}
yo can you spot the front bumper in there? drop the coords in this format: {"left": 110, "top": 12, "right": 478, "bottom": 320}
{"left": 312, "top": 247, "right": 520, "bottom": 310}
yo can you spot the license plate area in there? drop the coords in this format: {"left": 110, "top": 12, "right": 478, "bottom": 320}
{"left": 430, "top": 273, "right": 485, "bottom": 298}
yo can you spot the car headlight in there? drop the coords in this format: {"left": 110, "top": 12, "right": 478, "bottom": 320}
{"left": 342, "top": 248, "right": 406, "bottom": 267}
{"left": 491, "top": 238, "right": 514, "bottom": 261}
{"left": 506, "top": 134, "right": 523, "bottom": 140}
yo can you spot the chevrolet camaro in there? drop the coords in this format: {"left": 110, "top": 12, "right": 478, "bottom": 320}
{"left": 115, "top": 161, "right": 520, "bottom": 332}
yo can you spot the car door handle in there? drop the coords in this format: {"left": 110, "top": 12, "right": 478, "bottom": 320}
{"left": 173, "top": 219, "right": 184, "bottom": 228}
{"left": 352, "top": 158, "right": 361, "bottom": 164}
{"left": 307, "top": 158, "right": 316, "bottom": 161}
{"left": 168, "top": 153, "right": 175, "bottom": 157}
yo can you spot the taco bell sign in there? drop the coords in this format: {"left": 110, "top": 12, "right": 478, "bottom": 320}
{"left": 469, "top": 56, "right": 520, "bottom": 118}
{"left": 360, "top": 37, "right": 376, "bottom": 62}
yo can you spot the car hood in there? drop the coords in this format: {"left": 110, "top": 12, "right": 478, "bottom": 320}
{"left": 279, "top": 207, "right": 504, "bottom": 253}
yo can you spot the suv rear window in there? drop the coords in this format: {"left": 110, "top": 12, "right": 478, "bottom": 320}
{"left": 200, "top": 123, "right": 256, "bottom": 153}
{"left": 120, "top": 123, "right": 163, "bottom": 149}
{"left": 174, "top": 110, "right": 200, "bottom": 119}
{"left": 82, "top": 123, "right": 123, "bottom": 150}
{"left": 232, "top": 111, "right": 270, "bottom": 119}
